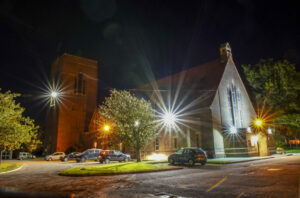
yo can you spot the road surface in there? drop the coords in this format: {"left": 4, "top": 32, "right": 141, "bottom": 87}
{"left": 0, "top": 155, "right": 299, "bottom": 198}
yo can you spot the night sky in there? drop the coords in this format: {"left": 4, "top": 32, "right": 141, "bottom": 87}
{"left": 0, "top": 0, "right": 299, "bottom": 124}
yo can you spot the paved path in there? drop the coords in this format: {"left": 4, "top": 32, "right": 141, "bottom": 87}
{"left": 0, "top": 156, "right": 299, "bottom": 198}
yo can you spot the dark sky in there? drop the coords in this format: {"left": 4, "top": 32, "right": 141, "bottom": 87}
{"left": 0, "top": 0, "right": 299, "bottom": 123}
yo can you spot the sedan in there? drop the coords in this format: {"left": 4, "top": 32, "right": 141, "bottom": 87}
{"left": 98, "top": 150, "right": 131, "bottom": 164}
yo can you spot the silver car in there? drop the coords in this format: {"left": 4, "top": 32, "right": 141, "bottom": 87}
{"left": 45, "top": 152, "right": 65, "bottom": 161}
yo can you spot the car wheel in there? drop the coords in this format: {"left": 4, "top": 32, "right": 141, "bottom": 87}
{"left": 105, "top": 159, "right": 110, "bottom": 164}
{"left": 188, "top": 159, "right": 195, "bottom": 166}
{"left": 48, "top": 157, "right": 53, "bottom": 161}
{"left": 124, "top": 158, "right": 129, "bottom": 162}
{"left": 80, "top": 158, "right": 86, "bottom": 163}
{"left": 169, "top": 158, "right": 174, "bottom": 165}
{"left": 63, "top": 158, "right": 68, "bottom": 162}
{"left": 99, "top": 160, "right": 103, "bottom": 164}
{"left": 201, "top": 161, "right": 206, "bottom": 165}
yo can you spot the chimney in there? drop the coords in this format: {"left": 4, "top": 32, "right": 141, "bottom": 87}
{"left": 220, "top": 42, "right": 232, "bottom": 63}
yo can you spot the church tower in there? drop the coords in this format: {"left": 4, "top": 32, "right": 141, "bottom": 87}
{"left": 45, "top": 53, "right": 98, "bottom": 153}
{"left": 220, "top": 42, "right": 232, "bottom": 63}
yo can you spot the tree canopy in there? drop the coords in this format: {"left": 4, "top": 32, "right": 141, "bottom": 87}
{"left": 0, "top": 89, "right": 39, "bottom": 152}
{"left": 242, "top": 59, "right": 300, "bottom": 136}
{"left": 99, "top": 89, "right": 157, "bottom": 162}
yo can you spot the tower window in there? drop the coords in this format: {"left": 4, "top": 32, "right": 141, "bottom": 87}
{"left": 78, "top": 72, "right": 83, "bottom": 93}
{"left": 74, "top": 72, "right": 86, "bottom": 95}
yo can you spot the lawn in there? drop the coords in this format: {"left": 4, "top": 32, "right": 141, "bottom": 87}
{"left": 207, "top": 160, "right": 232, "bottom": 164}
{"left": 0, "top": 162, "right": 22, "bottom": 173}
{"left": 60, "top": 162, "right": 177, "bottom": 176}
{"left": 285, "top": 149, "right": 300, "bottom": 153}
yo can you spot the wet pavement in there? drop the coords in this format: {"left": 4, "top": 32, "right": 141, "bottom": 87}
{"left": 0, "top": 156, "right": 299, "bottom": 198}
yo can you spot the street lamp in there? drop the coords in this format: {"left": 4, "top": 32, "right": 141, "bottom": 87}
{"left": 163, "top": 111, "right": 177, "bottom": 126}
{"left": 254, "top": 118, "right": 263, "bottom": 127}
{"left": 103, "top": 125, "right": 110, "bottom": 132}
{"left": 50, "top": 91, "right": 59, "bottom": 107}
{"left": 135, "top": 120, "right": 140, "bottom": 126}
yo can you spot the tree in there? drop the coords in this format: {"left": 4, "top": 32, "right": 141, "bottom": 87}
{"left": 99, "top": 89, "right": 157, "bottom": 162}
{"left": 242, "top": 59, "right": 300, "bottom": 137}
{"left": 0, "top": 89, "right": 39, "bottom": 166}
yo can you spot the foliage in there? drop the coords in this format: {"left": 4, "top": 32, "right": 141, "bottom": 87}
{"left": 99, "top": 89, "right": 157, "bottom": 162}
{"left": 273, "top": 131, "right": 286, "bottom": 148}
{"left": 242, "top": 59, "right": 300, "bottom": 136}
{"left": 0, "top": 89, "right": 39, "bottom": 152}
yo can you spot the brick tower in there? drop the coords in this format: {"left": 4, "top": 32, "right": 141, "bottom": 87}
{"left": 45, "top": 53, "right": 98, "bottom": 153}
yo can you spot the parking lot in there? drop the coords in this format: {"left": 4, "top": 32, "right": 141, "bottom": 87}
{"left": 0, "top": 155, "right": 299, "bottom": 198}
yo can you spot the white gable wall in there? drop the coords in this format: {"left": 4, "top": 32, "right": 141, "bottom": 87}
{"left": 210, "top": 57, "right": 256, "bottom": 157}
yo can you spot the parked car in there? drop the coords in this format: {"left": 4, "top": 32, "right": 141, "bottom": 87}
{"left": 45, "top": 152, "right": 65, "bottom": 161}
{"left": 61, "top": 152, "right": 80, "bottom": 162}
{"left": 168, "top": 147, "right": 207, "bottom": 166}
{"left": 17, "top": 152, "right": 35, "bottom": 160}
{"left": 75, "top": 149, "right": 102, "bottom": 163}
{"left": 98, "top": 150, "right": 131, "bottom": 164}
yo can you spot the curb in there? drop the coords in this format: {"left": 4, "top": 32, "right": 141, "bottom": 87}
{"left": 207, "top": 156, "right": 275, "bottom": 165}
{"left": 59, "top": 167, "right": 183, "bottom": 177}
{"left": 0, "top": 164, "right": 23, "bottom": 174}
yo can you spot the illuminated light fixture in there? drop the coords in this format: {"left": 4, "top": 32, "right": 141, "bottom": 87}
{"left": 254, "top": 118, "right": 263, "bottom": 127}
{"left": 267, "top": 128, "right": 272, "bottom": 134}
{"left": 230, "top": 126, "right": 237, "bottom": 134}
{"left": 247, "top": 127, "right": 252, "bottom": 133}
{"left": 50, "top": 91, "right": 59, "bottom": 107}
{"left": 147, "top": 153, "right": 168, "bottom": 161}
{"left": 51, "top": 91, "right": 58, "bottom": 98}
{"left": 163, "top": 111, "right": 177, "bottom": 126}
{"left": 103, "top": 125, "right": 110, "bottom": 132}
{"left": 135, "top": 120, "right": 139, "bottom": 126}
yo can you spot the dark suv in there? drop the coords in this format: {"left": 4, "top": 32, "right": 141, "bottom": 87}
{"left": 75, "top": 149, "right": 102, "bottom": 163}
{"left": 168, "top": 147, "right": 207, "bottom": 166}
{"left": 98, "top": 150, "right": 131, "bottom": 164}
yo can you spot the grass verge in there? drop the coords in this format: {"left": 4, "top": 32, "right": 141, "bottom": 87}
{"left": 285, "top": 149, "right": 300, "bottom": 153}
{"left": 0, "top": 162, "right": 22, "bottom": 173}
{"left": 60, "top": 162, "right": 179, "bottom": 176}
{"left": 207, "top": 160, "right": 232, "bottom": 164}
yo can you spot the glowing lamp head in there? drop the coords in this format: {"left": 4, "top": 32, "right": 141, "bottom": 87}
{"left": 134, "top": 120, "right": 139, "bottom": 126}
{"left": 230, "top": 126, "right": 237, "bottom": 134}
{"left": 104, "top": 125, "right": 110, "bottom": 132}
{"left": 163, "top": 112, "right": 177, "bottom": 126}
{"left": 51, "top": 91, "right": 58, "bottom": 98}
{"left": 254, "top": 119, "right": 263, "bottom": 127}
{"left": 267, "top": 128, "right": 272, "bottom": 134}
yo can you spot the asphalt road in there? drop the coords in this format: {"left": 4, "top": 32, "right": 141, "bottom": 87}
{"left": 0, "top": 155, "right": 299, "bottom": 198}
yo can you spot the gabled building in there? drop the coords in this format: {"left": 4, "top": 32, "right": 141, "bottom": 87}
{"left": 137, "top": 43, "right": 274, "bottom": 158}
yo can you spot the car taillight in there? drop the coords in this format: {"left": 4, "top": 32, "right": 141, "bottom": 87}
{"left": 195, "top": 154, "right": 203, "bottom": 158}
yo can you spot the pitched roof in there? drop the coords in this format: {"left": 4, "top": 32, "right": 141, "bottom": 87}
{"left": 136, "top": 59, "right": 228, "bottom": 107}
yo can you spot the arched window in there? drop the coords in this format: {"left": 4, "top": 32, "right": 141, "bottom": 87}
{"left": 226, "top": 82, "right": 243, "bottom": 128}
